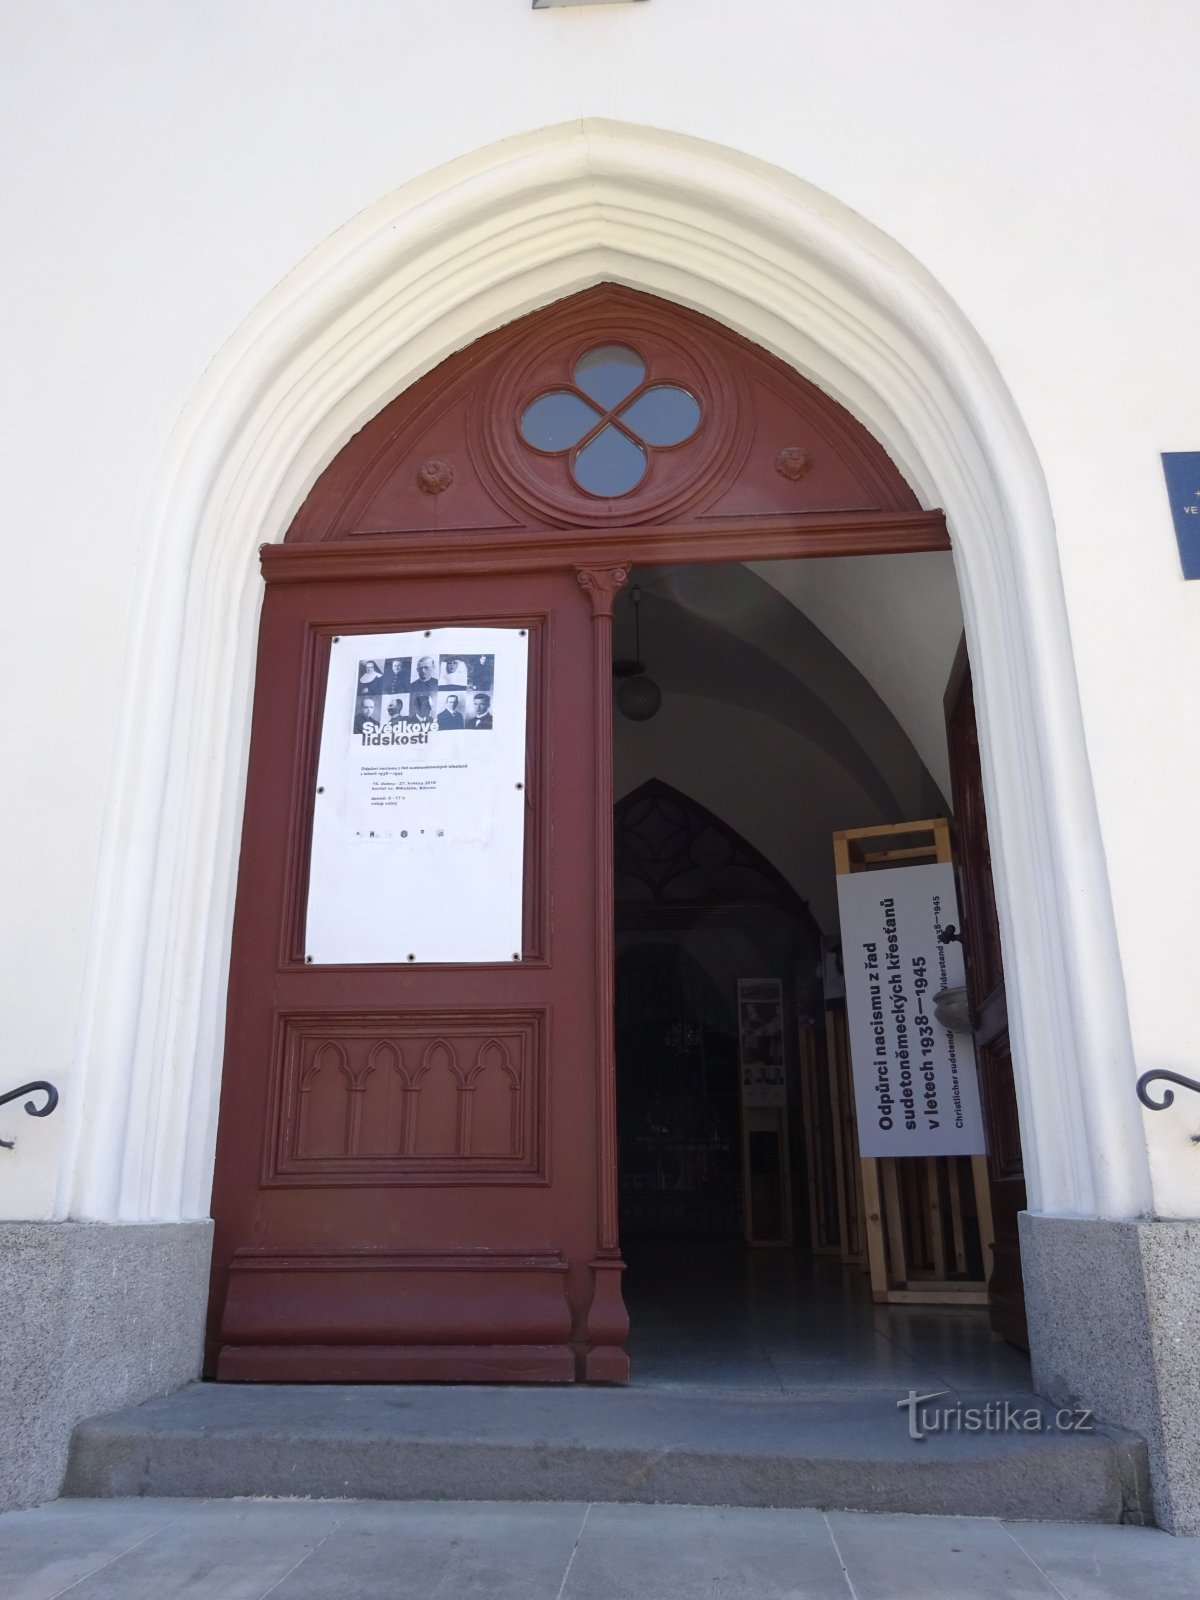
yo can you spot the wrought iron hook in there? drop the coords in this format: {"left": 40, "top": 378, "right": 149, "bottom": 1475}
{"left": 0, "top": 1080, "right": 59, "bottom": 1149}
{"left": 1135, "top": 1070, "right": 1200, "bottom": 1112}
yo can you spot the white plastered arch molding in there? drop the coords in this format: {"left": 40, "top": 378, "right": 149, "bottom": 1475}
{"left": 62, "top": 119, "right": 1151, "bottom": 1226}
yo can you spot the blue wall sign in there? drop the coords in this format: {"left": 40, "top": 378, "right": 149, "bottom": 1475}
{"left": 1161, "top": 452, "right": 1200, "bottom": 579}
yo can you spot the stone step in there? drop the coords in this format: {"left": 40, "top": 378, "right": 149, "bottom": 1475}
{"left": 64, "top": 1382, "right": 1152, "bottom": 1524}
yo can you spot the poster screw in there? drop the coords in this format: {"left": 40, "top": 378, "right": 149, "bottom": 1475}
{"left": 515, "top": 782, "right": 524, "bottom": 790}
{"left": 317, "top": 786, "right": 325, "bottom": 794}
{"left": 512, "top": 953, "right": 521, "bottom": 961}
{"left": 407, "top": 954, "right": 415, "bottom": 962}
{"left": 305, "top": 955, "right": 313, "bottom": 964}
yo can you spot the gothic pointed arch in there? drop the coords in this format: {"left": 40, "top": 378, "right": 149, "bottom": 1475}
{"left": 286, "top": 284, "right": 925, "bottom": 543}
{"left": 80, "top": 123, "right": 1148, "bottom": 1237}
{"left": 615, "top": 778, "right": 821, "bottom": 946}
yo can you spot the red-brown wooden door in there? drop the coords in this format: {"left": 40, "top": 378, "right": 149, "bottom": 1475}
{"left": 944, "top": 641, "right": 1029, "bottom": 1349}
{"left": 206, "top": 282, "right": 951, "bottom": 1385}
{"left": 206, "top": 560, "right": 628, "bottom": 1382}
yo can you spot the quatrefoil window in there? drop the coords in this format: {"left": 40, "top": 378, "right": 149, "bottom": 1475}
{"left": 518, "top": 343, "right": 702, "bottom": 497}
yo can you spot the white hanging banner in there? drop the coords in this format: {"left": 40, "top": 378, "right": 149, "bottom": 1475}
{"left": 305, "top": 627, "right": 528, "bottom": 964}
{"left": 835, "top": 861, "right": 986, "bottom": 1157}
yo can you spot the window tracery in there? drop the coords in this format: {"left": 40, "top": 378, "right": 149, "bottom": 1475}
{"left": 518, "top": 343, "right": 701, "bottom": 498}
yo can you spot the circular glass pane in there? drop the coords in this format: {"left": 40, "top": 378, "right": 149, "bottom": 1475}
{"left": 573, "top": 345, "right": 645, "bottom": 410}
{"left": 519, "top": 390, "right": 601, "bottom": 452}
{"left": 572, "top": 424, "right": 647, "bottom": 497}
{"left": 618, "top": 385, "right": 701, "bottom": 447}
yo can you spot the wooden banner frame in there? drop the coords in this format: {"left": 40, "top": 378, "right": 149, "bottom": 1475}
{"left": 832, "top": 819, "right": 994, "bottom": 1306}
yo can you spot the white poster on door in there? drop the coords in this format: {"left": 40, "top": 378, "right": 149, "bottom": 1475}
{"left": 305, "top": 627, "right": 528, "bottom": 964}
{"left": 835, "top": 862, "right": 986, "bottom": 1158}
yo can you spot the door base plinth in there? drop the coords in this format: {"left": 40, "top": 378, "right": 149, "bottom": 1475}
{"left": 583, "top": 1255, "right": 630, "bottom": 1383}
{"left": 584, "top": 1344, "right": 630, "bottom": 1383}
{"left": 216, "top": 1344, "right": 576, "bottom": 1384}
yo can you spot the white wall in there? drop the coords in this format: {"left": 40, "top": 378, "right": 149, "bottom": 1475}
{"left": 1, "top": 2, "right": 1196, "bottom": 1218}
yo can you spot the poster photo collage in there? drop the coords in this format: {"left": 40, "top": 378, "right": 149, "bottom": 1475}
{"left": 353, "top": 653, "right": 495, "bottom": 743}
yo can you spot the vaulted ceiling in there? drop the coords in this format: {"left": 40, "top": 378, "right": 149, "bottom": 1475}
{"left": 612, "top": 552, "right": 964, "bottom": 929}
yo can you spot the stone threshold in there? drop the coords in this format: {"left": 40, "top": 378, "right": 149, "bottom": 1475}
{"left": 64, "top": 1380, "right": 1151, "bottom": 1525}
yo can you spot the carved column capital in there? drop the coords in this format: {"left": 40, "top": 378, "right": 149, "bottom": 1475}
{"left": 575, "top": 564, "right": 629, "bottom": 619}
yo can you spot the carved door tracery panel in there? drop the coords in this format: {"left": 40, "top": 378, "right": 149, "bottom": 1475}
{"left": 271, "top": 1012, "right": 546, "bottom": 1181}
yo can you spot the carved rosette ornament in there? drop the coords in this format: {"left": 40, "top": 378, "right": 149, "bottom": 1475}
{"left": 416, "top": 458, "right": 454, "bottom": 495}
{"left": 775, "top": 445, "right": 814, "bottom": 481}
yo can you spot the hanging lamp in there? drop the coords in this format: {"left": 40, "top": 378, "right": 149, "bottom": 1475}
{"left": 613, "top": 585, "right": 662, "bottom": 722}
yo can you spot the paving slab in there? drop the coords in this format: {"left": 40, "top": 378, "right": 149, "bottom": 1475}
{"left": 825, "top": 1511, "right": 1062, "bottom": 1599}
{"left": 562, "top": 1503, "right": 850, "bottom": 1599}
{"left": 42, "top": 1500, "right": 349, "bottom": 1600}
{"left": 0, "top": 1498, "right": 200, "bottom": 1600}
{"left": 63, "top": 1380, "right": 1149, "bottom": 1523}
{"left": 765, "top": 1352, "right": 944, "bottom": 1392}
{"left": 266, "top": 1501, "right": 586, "bottom": 1600}
{"left": 625, "top": 1340, "right": 784, "bottom": 1391}
{"left": 1003, "top": 1518, "right": 1200, "bottom": 1598}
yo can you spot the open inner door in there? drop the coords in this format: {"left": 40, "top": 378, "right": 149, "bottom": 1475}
{"left": 944, "top": 640, "right": 1029, "bottom": 1349}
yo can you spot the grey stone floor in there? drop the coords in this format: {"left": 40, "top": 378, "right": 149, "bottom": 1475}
{"left": 622, "top": 1241, "right": 1034, "bottom": 1396}
{"left": 2, "top": 1498, "right": 1197, "bottom": 1599}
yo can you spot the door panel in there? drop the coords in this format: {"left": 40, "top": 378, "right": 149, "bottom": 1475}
{"left": 944, "top": 640, "right": 1029, "bottom": 1350}
{"left": 207, "top": 565, "right": 609, "bottom": 1381}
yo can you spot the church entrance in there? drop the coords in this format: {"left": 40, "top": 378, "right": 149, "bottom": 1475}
{"left": 205, "top": 284, "right": 1023, "bottom": 1384}
{"left": 608, "top": 552, "right": 1028, "bottom": 1389}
